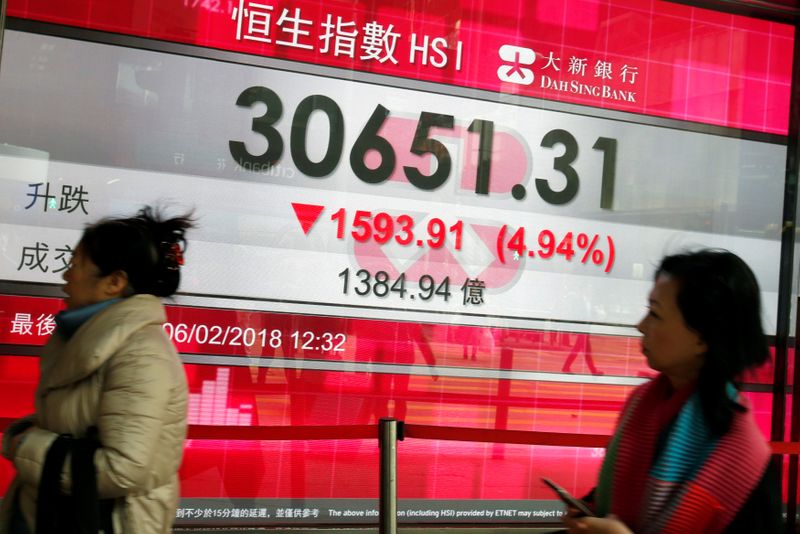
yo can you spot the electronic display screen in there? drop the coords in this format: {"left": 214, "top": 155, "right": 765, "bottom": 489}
{"left": 0, "top": 0, "right": 793, "bottom": 525}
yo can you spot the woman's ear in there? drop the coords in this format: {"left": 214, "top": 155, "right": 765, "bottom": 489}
{"left": 103, "top": 270, "right": 130, "bottom": 298}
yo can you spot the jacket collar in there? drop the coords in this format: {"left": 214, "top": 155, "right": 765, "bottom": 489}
{"left": 54, "top": 298, "right": 121, "bottom": 339}
{"left": 40, "top": 294, "right": 167, "bottom": 390}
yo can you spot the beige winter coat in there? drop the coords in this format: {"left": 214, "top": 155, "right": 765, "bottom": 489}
{"left": 0, "top": 295, "right": 188, "bottom": 534}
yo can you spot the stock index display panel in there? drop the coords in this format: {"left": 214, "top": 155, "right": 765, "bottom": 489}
{"left": 0, "top": 0, "right": 794, "bottom": 526}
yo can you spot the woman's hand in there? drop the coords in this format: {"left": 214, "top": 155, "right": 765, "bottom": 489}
{"left": 564, "top": 513, "right": 633, "bottom": 534}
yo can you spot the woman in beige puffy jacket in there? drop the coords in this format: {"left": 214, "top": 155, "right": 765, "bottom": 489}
{"left": 1, "top": 206, "right": 194, "bottom": 534}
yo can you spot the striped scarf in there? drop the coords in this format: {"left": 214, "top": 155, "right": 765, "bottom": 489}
{"left": 595, "top": 375, "right": 770, "bottom": 533}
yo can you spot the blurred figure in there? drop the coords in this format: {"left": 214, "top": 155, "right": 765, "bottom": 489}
{"left": 1, "top": 206, "right": 194, "bottom": 534}
{"left": 356, "top": 321, "right": 437, "bottom": 423}
{"left": 561, "top": 333, "right": 602, "bottom": 375}
{"left": 564, "top": 250, "right": 780, "bottom": 533}
{"left": 457, "top": 325, "right": 481, "bottom": 361}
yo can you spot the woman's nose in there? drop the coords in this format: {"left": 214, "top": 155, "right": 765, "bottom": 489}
{"left": 636, "top": 316, "right": 646, "bottom": 334}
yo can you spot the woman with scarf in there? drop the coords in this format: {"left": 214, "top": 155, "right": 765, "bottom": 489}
{"left": 564, "top": 249, "right": 780, "bottom": 534}
{"left": 1, "top": 206, "right": 194, "bottom": 534}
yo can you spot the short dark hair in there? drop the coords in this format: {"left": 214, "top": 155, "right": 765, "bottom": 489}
{"left": 656, "top": 249, "right": 769, "bottom": 435}
{"left": 79, "top": 206, "right": 195, "bottom": 297}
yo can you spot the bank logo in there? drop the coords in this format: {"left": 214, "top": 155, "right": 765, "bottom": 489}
{"left": 497, "top": 45, "right": 535, "bottom": 85}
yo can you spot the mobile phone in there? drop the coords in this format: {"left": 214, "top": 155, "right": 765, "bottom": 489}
{"left": 541, "top": 477, "right": 595, "bottom": 517}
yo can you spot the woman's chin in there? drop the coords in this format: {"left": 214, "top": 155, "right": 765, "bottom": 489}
{"left": 644, "top": 357, "right": 659, "bottom": 373}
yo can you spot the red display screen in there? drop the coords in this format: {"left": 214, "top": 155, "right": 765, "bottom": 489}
{"left": 0, "top": 294, "right": 782, "bottom": 524}
{"left": 7, "top": 0, "right": 794, "bottom": 134}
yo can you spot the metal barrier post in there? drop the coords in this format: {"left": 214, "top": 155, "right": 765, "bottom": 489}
{"left": 379, "top": 418, "right": 403, "bottom": 534}
{"left": 0, "top": 0, "right": 6, "bottom": 74}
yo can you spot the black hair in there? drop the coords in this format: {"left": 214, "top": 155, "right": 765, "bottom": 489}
{"left": 655, "top": 249, "right": 770, "bottom": 435}
{"left": 79, "top": 206, "right": 196, "bottom": 298}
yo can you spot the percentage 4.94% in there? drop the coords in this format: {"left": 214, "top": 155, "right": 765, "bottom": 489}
{"left": 496, "top": 225, "right": 616, "bottom": 273}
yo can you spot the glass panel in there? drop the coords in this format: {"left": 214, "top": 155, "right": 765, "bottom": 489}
{"left": 0, "top": 0, "right": 794, "bottom": 526}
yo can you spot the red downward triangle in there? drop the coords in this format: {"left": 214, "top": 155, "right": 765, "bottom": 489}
{"left": 291, "top": 203, "right": 325, "bottom": 235}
